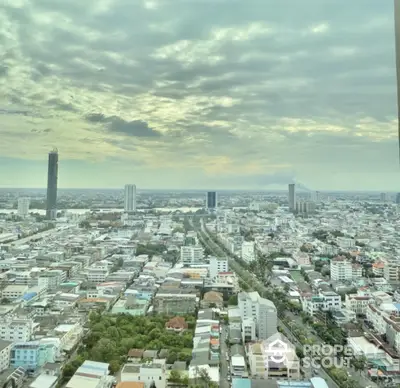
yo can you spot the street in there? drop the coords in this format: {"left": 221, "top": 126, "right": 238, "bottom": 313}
{"left": 220, "top": 323, "right": 230, "bottom": 388}
{"left": 196, "top": 220, "right": 376, "bottom": 388}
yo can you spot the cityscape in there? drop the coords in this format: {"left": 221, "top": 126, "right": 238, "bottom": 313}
{"left": 0, "top": 1, "right": 400, "bottom": 388}
{"left": 0, "top": 149, "right": 400, "bottom": 388}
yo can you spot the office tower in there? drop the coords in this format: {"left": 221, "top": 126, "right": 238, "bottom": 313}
{"left": 395, "top": 0, "right": 400, "bottom": 158}
{"left": 124, "top": 184, "right": 137, "bottom": 212}
{"left": 17, "top": 198, "right": 30, "bottom": 217}
{"left": 206, "top": 191, "right": 217, "bottom": 209}
{"left": 46, "top": 149, "right": 58, "bottom": 220}
{"left": 380, "top": 192, "right": 388, "bottom": 203}
{"left": 288, "top": 184, "right": 296, "bottom": 210}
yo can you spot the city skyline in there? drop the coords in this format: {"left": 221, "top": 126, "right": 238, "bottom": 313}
{"left": 0, "top": 0, "right": 398, "bottom": 190}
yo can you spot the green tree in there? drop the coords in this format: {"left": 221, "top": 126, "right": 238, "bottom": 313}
{"left": 228, "top": 294, "right": 238, "bottom": 305}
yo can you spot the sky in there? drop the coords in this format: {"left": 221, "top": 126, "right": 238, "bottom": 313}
{"left": 0, "top": 0, "right": 398, "bottom": 190}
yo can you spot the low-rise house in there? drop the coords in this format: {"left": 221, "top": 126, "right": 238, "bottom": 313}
{"left": 201, "top": 291, "right": 223, "bottom": 309}
{"left": 165, "top": 317, "right": 188, "bottom": 332}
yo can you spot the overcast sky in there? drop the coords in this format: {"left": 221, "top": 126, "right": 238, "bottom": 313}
{"left": 0, "top": 0, "right": 398, "bottom": 190}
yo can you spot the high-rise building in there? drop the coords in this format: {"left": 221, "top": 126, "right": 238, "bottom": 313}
{"left": 124, "top": 184, "right": 137, "bottom": 212}
{"left": 395, "top": 0, "right": 400, "bottom": 157}
{"left": 288, "top": 184, "right": 296, "bottom": 210}
{"left": 17, "top": 198, "right": 30, "bottom": 217}
{"left": 206, "top": 191, "right": 217, "bottom": 209}
{"left": 396, "top": 193, "right": 400, "bottom": 204}
{"left": 380, "top": 192, "right": 388, "bottom": 203}
{"left": 46, "top": 149, "right": 58, "bottom": 220}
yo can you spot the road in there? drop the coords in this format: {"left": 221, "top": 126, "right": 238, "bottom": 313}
{"left": 196, "top": 220, "right": 376, "bottom": 388}
{"left": 219, "top": 323, "right": 230, "bottom": 388}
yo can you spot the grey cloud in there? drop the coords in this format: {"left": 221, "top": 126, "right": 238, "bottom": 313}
{"left": 85, "top": 113, "right": 162, "bottom": 137}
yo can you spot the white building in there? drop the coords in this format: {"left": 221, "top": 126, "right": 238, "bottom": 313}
{"left": 0, "top": 340, "right": 12, "bottom": 372}
{"left": 1, "top": 285, "right": 28, "bottom": 300}
{"left": 87, "top": 265, "right": 109, "bottom": 283}
{"left": 345, "top": 293, "right": 373, "bottom": 315}
{"left": 121, "top": 359, "right": 167, "bottom": 388}
{"left": 0, "top": 318, "right": 34, "bottom": 342}
{"left": 209, "top": 257, "right": 228, "bottom": 279}
{"left": 241, "top": 242, "right": 255, "bottom": 263}
{"left": 124, "top": 184, "right": 137, "bottom": 212}
{"left": 180, "top": 246, "right": 204, "bottom": 265}
{"left": 247, "top": 336, "right": 300, "bottom": 379}
{"left": 302, "top": 291, "right": 341, "bottom": 316}
{"left": 17, "top": 197, "right": 30, "bottom": 217}
{"left": 288, "top": 184, "right": 296, "bottom": 211}
{"left": 238, "top": 291, "right": 277, "bottom": 341}
{"left": 330, "top": 256, "right": 362, "bottom": 281}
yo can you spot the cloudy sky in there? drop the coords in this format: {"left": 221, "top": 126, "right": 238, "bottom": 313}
{"left": 0, "top": 0, "right": 398, "bottom": 190}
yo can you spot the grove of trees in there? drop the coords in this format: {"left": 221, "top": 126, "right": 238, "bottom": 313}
{"left": 61, "top": 313, "right": 196, "bottom": 384}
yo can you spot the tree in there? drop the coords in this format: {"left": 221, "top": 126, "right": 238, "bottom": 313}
{"left": 351, "top": 356, "right": 367, "bottom": 374}
{"left": 169, "top": 370, "right": 182, "bottom": 383}
{"left": 79, "top": 220, "right": 91, "bottom": 229}
{"left": 228, "top": 295, "right": 238, "bottom": 306}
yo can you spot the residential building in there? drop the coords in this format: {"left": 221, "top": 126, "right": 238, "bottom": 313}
{"left": 288, "top": 184, "right": 296, "bottom": 211}
{"left": 247, "top": 336, "right": 300, "bottom": 379}
{"left": 66, "top": 360, "right": 112, "bottom": 388}
{"left": 345, "top": 293, "right": 372, "bottom": 315}
{"left": 241, "top": 242, "right": 255, "bottom": 263}
{"left": 238, "top": 291, "right": 277, "bottom": 341}
{"left": 2, "top": 285, "right": 29, "bottom": 300}
{"left": 383, "top": 258, "right": 400, "bottom": 282}
{"left": 206, "top": 192, "right": 217, "bottom": 210}
{"left": 0, "top": 318, "right": 34, "bottom": 342}
{"left": 180, "top": 246, "right": 204, "bottom": 265}
{"left": 0, "top": 340, "right": 12, "bottom": 372}
{"left": 330, "top": 256, "right": 361, "bottom": 281}
{"left": 11, "top": 341, "right": 57, "bottom": 371}
{"left": 209, "top": 257, "right": 228, "bottom": 279}
{"left": 124, "top": 184, "right": 137, "bottom": 213}
{"left": 301, "top": 291, "right": 341, "bottom": 316}
{"left": 87, "top": 265, "right": 110, "bottom": 283}
{"left": 120, "top": 359, "right": 166, "bottom": 388}
{"left": 17, "top": 198, "right": 30, "bottom": 217}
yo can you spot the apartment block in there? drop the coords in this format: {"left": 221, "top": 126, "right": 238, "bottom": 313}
{"left": 330, "top": 256, "right": 362, "bottom": 281}
{"left": 301, "top": 291, "right": 341, "bottom": 316}
{"left": 180, "top": 246, "right": 204, "bottom": 265}
{"left": 238, "top": 291, "right": 277, "bottom": 341}
{"left": 0, "top": 340, "right": 12, "bottom": 372}
{"left": 209, "top": 257, "right": 228, "bottom": 279}
{"left": 0, "top": 318, "right": 34, "bottom": 342}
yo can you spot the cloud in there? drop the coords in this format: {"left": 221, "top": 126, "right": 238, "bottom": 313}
{"left": 0, "top": 0, "right": 397, "bottom": 189}
{"left": 85, "top": 114, "right": 162, "bottom": 137}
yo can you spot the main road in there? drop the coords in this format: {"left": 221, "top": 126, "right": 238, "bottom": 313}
{"left": 195, "top": 219, "right": 375, "bottom": 388}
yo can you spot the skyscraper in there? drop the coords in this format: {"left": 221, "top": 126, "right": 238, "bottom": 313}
{"left": 395, "top": 0, "right": 400, "bottom": 158}
{"left": 17, "top": 197, "right": 30, "bottom": 217}
{"left": 206, "top": 191, "right": 217, "bottom": 210}
{"left": 288, "top": 184, "right": 296, "bottom": 211}
{"left": 46, "top": 149, "right": 58, "bottom": 220}
{"left": 124, "top": 184, "right": 137, "bottom": 212}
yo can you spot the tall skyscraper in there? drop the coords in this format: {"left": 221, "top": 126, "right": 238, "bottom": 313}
{"left": 288, "top": 184, "right": 296, "bottom": 211}
{"left": 395, "top": 0, "right": 400, "bottom": 159}
{"left": 124, "top": 184, "right": 137, "bottom": 212}
{"left": 46, "top": 149, "right": 58, "bottom": 220}
{"left": 17, "top": 197, "right": 30, "bottom": 217}
{"left": 206, "top": 191, "right": 217, "bottom": 210}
